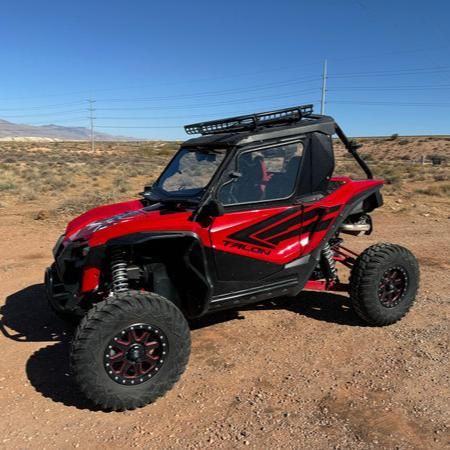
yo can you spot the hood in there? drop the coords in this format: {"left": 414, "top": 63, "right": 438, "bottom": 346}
{"left": 65, "top": 199, "right": 202, "bottom": 247}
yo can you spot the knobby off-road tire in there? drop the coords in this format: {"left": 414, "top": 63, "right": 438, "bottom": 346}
{"left": 349, "top": 243, "right": 419, "bottom": 326}
{"left": 71, "top": 291, "right": 191, "bottom": 411}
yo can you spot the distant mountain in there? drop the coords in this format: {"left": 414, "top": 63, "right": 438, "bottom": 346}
{"left": 0, "top": 118, "right": 131, "bottom": 141}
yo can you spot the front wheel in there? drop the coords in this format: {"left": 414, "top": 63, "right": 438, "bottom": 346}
{"left": 71, "top": 291, "right": 191, "bottom": 410}
{"left": 349, "top": 243, "right": 419, "bottom": 326}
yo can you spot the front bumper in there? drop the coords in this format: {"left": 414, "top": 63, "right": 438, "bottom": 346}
{"left": 45, "top": 264, "right": 74, "bottom": 313}
{"left": 46, "top": 236, "right": 104, "bottom": 314}
{"left": 53, "top": 236, "right": 89, "bottom": 283}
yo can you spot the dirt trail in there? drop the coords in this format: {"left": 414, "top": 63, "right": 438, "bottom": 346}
{"left": 0, "top": 208, "right": 449, "bottom": 449}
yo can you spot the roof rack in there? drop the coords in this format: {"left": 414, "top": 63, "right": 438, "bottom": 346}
{"left": 184, "top": 104, "right": 314, "bottom": 135}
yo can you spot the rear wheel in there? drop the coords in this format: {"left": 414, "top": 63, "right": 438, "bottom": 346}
{"left": 71, "top": 291, "right": 190, "bottom": 410}
{"left": 349, "top": 243, "right": 419, "bottom": 326}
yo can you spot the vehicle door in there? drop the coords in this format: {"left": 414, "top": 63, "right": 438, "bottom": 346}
{"left": 209, "top": 141, "right": 305, "bottom": 282}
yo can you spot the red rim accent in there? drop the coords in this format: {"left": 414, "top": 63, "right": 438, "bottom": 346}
{"left": 104, "top": 323, "right": 167, "bottom": 385}
{"left": 378, "top": 266, "right": 408, "bottom": 308}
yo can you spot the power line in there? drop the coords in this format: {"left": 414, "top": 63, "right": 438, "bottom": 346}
{"left": 1, "top": 44, "right": 448, "bottom": 102}
{"left": 328, "top": 100, "right": 450, "bottom": 106}
{"left": 0, "top": 77, "right": 320, "bottom": 112}
{"left": 0, "top": 64, "right": 323, "bottom": 102}
{"left": 329, "top": 67, "right": 450, "bottom": 79}
{"left": 1, "top": 60, "right": 449, "bottom": 136}
{"left": 328, "top": 84, "right": 450, "bottom": 91}
{"left": 1, "top": 66, "right": 448, "bottom": 114}
{"left": 96, "top": 77, "right": 321, "bottom": 103}
{"left": 96, "top": 89, "right": 320, "bottom": 111}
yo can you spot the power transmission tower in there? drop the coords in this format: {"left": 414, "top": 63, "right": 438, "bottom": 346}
{"left": 320, "top": 59, "right": 327, "bottom": 115}
{"left": 87, "top": 99, "right": 96, "bottom": 151}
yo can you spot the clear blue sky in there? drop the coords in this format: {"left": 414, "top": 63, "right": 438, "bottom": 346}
{"left": 0, "top": 0, "right": 449, "bottom": 139}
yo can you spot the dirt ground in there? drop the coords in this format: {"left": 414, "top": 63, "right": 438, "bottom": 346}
{"left": 0, "top": 140, "right": 449, "bottom": 449}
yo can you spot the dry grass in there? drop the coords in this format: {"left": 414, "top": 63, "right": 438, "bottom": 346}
{"left": 55, "top": 192, "right": 120, "bottom": 217}
{"left": 0, "top": 137, "right": 449, "bottom": 221}
{"left": 0, "top": 141, "right": 179, "bottom": 217}
{"left": 414, "top": 182, "right": 450, "bottom": 197}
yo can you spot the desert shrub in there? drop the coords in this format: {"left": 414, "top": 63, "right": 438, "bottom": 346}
{"left": 126, "top": 168, "right": 140, "bottom": 178}
{"left": 114, "top": 176, "right": 131, "bottom": 193}
{"left": 362, "top": 153, "right": 373, "bottom": 161}
{"left": 55, "top": 191, "right": 119, "bottom": 217}
{"left": 414, "top": 182, "right": 450, "bottom": 197}
{"left": 19, "top": 189, "right": 38, "bottom": 201}
{"left": 427, "top": 154, "right": 447, "bottom": 165}
{"left": 0, "top": 180, "right": 17, "bottom": 191}
{"left": 433, "top": 173, "right": 449, "bottom": 182}
{"left": 385, "top": 174, "right": 401, "bottom": 185}
{"left": 46, "top": 176, "right": 69, "bottom": 191}
{"left": 389, "top": 133, "right": 399, "bottom": 140}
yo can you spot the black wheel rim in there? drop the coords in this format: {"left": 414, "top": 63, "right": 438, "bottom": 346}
{"left": 104, "top": 323, "right": 167, "bottom": 385}
{"left": 378, "top": 266, "right": 408, "bottom": 308}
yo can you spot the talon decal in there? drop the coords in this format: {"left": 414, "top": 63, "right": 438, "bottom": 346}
{"left": 223, "top": 240, "right": 272, "bottom": 255}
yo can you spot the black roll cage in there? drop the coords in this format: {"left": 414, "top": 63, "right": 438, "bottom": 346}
{"left": 144, "top": 105, "right": 373, "bottom": 211}
{"left": 334, "top": 124, "right": 373, "bottom": 179}
{"left": 183, "top": 104, "right": 373, "bottom": 180}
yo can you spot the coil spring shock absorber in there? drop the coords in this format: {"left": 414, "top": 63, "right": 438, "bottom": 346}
{"left": 321, "top": 242, "right": 338, "bottom": 280}
{"left": 110, "top": 248, "right": 128, "bottom": 293}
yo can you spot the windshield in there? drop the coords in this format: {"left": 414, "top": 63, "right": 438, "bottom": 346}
{"left": 152, "top": 148, "right": 225, "bottom": 198}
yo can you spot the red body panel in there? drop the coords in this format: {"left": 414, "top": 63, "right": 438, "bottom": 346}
{"left": 64, "top": 200, "right": 210, "bottom": 248}
{"left": 65, "top": 178, "right": 382, "bottom": 256}
{"left": 209, "top": 178, "right": 383, "bottom": 264}
{"left": 298, "top": 178, "right": 383, "bottom": 256}
{"left": 210, "top": 206, "right": 302, "bottom": 264}
{"left": 66, "top": 199, "right": 143, "bottom": 238}
{"left": 81, "top": 267, "right": 101, "bottom": 293}
{"left": 65, "top": 177, "right": 383, "bottom": 293}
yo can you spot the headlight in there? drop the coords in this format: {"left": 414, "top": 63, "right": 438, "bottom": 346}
{"left": 71, "top": 240, "right": 90, "bottom": 259}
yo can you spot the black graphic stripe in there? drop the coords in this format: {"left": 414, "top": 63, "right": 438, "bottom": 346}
{"left": 264, "top": 209, "right": 322, "bottom": 245}
{"left": 327, "top": 205, "right": 341, "bottom": 214}
{"left": 268, "top": 216, "right": 319, "bottom": 245}
{"left": 315, "top": 218, "right": 333, "bottom": 232}
{"left": 256, "top": 208, "right": 319, "bottom": 240}
{"left": 227, "top": 205, "right": 341, "bottom": 249}
{"left": 228, "top": 208, "right": 300, "bottom": 249}
{"left": 267, "top": 217, "right": 334, "bottom": 245}
{"left": 256, "top": 212, "right": 303, "bottom": 240}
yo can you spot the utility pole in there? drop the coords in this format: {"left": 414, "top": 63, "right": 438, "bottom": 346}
{"left": 87, "top": 99, "right": 96, "bottom": 151}
{"left": 320, "top": 59, "right": 327, "bottom": 115}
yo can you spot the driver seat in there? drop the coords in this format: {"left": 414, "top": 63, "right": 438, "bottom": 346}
{"left": 233, "top": 154, "right": 264, "bottom": 203}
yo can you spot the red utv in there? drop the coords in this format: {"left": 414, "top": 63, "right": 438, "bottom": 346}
{"left": 45, "top": 105, "right": 419, "bottom": 410}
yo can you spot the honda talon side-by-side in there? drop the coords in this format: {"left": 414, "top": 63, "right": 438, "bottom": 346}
{"left": 45, "top": 105, "right": 419, "bottom": 410}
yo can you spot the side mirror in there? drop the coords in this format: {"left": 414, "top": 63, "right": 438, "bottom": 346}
{"left": 201, "top": 199, "right": 224, "bottom": 217}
